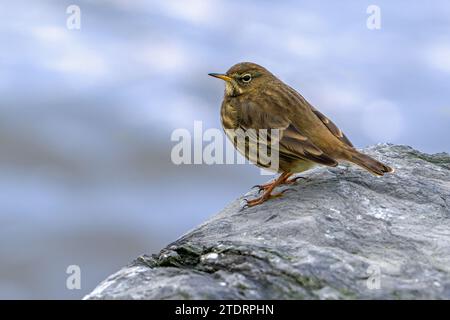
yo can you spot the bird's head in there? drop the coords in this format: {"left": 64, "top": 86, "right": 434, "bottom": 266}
{"left": 209, "top": 62, "right": 273, "bottom": 97}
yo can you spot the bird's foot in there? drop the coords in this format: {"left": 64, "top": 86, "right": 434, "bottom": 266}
{"left": 244, "top": 189, "right": 290, "bottom": 208}
{"left": 253, "top": 175, "right": 306, "bottom": 193}
{"left": 252, "top": 180, "right": 277, "bottom": 193}
{"left": 243, "top": 172, "right": 293, "bottom": 208}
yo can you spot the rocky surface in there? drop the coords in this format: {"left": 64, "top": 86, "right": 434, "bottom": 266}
{"left": 84, "top": 144, "right": 450, "bottom": 299}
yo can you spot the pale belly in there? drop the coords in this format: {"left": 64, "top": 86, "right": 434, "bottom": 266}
{"left": 224, "top": 128, "right": 317, "bottom": 174}
{"left": 289, "top": 159, "right": 317, "bottom": 173}
{"left": 224, "top": 128, "right": 279, "bottom": 172}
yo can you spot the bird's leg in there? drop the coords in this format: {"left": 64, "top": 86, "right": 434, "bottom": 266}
{"left": 253, "top": 180, "right": 276, "bottom": 193}
{"left": 253, "top": 173, "right": 293, "bottom": 193}
{"left": 245, "top": 172, "right": 292, "bottom": 207}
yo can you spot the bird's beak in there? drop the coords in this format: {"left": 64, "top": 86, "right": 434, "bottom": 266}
{"left": 208, "top": 73, "right": 232, "bottom": 82}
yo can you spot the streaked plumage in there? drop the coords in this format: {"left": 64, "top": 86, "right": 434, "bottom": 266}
{"left": 210, "top": 62, "right": 394, "bottom": 207}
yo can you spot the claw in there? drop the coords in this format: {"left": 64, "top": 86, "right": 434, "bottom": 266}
{"left": 239, "top": 198, "right": 250, "bottom": 211}
{"left": 245, "top": 191, "right": 288, "bottom": 207}
{"left": 251, "top": 185, "right": 264, "bottom": 194}
{"left": 245, "top": 198, "right": 264, "bottom": 207}
{"left": 285, "top": 176, "right": 308, "bottom": 185}
{"left": 252, "top": 181, "right": 275, "bottom": 193}
{"left": 279, "top": 188, "right": 293, "bottom": 195}
{"left": 243, "top": 172, "right": 302, "bottom": 208}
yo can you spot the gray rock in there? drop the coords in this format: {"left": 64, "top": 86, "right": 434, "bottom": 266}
{"left": 84, "top": 144, "right": 450, "bottom": 299}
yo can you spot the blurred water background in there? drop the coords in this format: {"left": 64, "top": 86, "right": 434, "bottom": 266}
{"left": 0, "top": 0, "right": 449, "bottom": 299}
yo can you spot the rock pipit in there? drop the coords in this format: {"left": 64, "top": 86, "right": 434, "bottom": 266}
{"left": 209, "top": 62, "right": 394, "bottom": 207}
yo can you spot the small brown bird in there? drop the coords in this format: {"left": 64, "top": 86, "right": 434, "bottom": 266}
{"left": 209, "top": 62, "right": 394, "bottom": 207}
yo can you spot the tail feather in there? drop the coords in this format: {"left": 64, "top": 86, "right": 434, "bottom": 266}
{"left": 350, "top": 151, "right": 394, "bottom": 176}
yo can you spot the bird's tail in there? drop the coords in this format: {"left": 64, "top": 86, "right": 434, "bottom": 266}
{"left": 349, "top": 151, "right": 394, "bottom": 176}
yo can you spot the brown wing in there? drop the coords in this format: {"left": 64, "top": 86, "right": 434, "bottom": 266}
{"left": 282, "top": 85, "right": 354, "bottom": 148}
{"left": 310, "top": 107, "right": 354, "bottom": 148}
{"left": 234, "top": 122, "right": 338, "bottom": 168}
{"left": 233, "top": 87, "right": 339, "bottom": 167}
{"left": 279, "top": 124, "right": 338, "bottom": 167}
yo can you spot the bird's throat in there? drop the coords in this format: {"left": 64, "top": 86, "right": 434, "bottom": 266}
{"left": 225, "top": 81, "right": 242, "bottom": 97}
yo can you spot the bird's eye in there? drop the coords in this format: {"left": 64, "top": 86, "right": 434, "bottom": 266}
{"left": 241, "top": 74, "right": 252, "bottom": 83}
